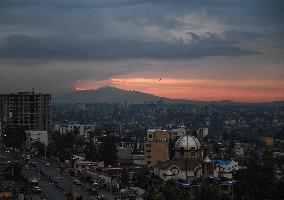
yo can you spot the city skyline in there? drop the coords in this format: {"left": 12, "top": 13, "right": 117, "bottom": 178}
{"left": 0, "top": 0, "right": 283, "bottom": 102}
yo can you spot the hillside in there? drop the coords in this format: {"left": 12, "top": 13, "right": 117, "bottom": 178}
{"left": 53, "top": 86, "right": 173, "bottom": 104}
{"left": 53, "top": 87, "right": 284, "bottom": 105}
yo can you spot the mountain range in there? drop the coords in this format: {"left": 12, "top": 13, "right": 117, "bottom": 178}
{"left": 53, "top": 86, "right": 284, "bottom": 105}
{"left": 53, "top": 86, "right": 178, "bottom": 104}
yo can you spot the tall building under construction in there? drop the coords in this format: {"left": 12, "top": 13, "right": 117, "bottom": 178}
{"left": 0, "top": 91, "right": 51, "bottom": 135}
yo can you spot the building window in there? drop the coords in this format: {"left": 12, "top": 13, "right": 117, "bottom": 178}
{"left": 147, "top": 156, "right": 151, "bottom": 158}
{"left": 146, "top": 144, "right": 151, "bottom": 147}
{"left": 148, "top": 134, "right": 152, "bottom": 139}
{"left": 146, "top": 150, "right": 151, "bottom": 153}
{"left": 147, "top": 161, "right": 151, "bottom": 165}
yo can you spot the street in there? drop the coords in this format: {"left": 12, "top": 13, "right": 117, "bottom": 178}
{"left": 33, "top": 159, "right": 115, "bottom": 200}
{"left": 21, "top": 168, "right": 66, "bottom": 200}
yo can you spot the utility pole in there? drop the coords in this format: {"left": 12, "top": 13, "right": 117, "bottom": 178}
{"left": 231, "top": 184, "right": 234, "bottom": 200}
{"left": 11, "top": 164, "right": 14, "bottom": 177}
{"left": 44, "top": 144, "right": 47, "bottom": 162}
{"left": 185, "top": 123, "right": 191, "bottom": 181}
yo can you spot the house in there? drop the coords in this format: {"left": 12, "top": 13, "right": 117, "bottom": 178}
{"left": 213, "top": 160, "right": 240, "bottom": 179}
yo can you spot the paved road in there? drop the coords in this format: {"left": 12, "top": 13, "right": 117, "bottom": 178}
{"left": 3, "top": 150, "right": 66, "bottom": 200}
{"left": 35, "top": 159, "right": 115, "bottom": 200}
{"left": 4, "top": 149, "right": 115, "bottom": 200}
{"left": 21, "top": 168, "right": 66, "bottom": 200}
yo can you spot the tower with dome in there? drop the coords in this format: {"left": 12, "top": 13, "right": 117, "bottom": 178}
{"left": 154, "top": 133, "right": 204, "bottom": 181}
{"left": 174, "top": 135, "right": 203, "bottom": 160}
{"left": 153, "top": 131, "right": 240, "bottom": 181}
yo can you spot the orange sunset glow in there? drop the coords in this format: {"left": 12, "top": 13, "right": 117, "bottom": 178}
{"left": 74, "top": 77, "right": 284, "bottom": 102}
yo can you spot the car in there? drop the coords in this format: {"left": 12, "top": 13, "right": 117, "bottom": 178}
{"left": 32, "top": 186, "right": 42, "bottom": 193}
{"left": 45, "top": 163, "right": 50, "bottom": 166}
{"left": 73, "top": 193, "right": 82, "bottom": 200}
{"left": 96, "top": 194, "right": 104, "bottom": 200}
{"left": 72, "top": 179, "right": 83, "bottom": 185}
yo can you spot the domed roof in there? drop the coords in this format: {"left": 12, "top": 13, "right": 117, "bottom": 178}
{"left": 175, "top": 135, "right": 201, "bottom": 151}
{"left": 204, "top": 156, "right": 211, "bottom": 163}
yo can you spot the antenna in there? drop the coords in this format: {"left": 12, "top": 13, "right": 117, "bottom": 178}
{"left": 185, "top": 121, "right": 192, "bottom": 181}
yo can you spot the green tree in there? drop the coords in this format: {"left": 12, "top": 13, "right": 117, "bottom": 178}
{"left": 99, "top": 136, "right": 117, "bottom": 166}
{"left": 134, "top": 171, "right": 149, "bottom": 189}
{"left": 120, "top": 168, "right": 129, "bottom": 188}
{"left": 4, "top": 126, "right": 27, "bottom": 148}
{"left": 85, "top": 139, "right": 98, "bottom": 161}
{"left": 234, "top": 149, "right": 275, "bottom": 200}
{"left": 169, "top": 138, "right": 178, "bottom": 159}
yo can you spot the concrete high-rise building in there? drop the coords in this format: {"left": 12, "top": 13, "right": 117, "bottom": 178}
{"left": 0, "top": 91, "right": 51, "bottom": 136}
{"left": 144, "top": 129, "right": 170, "bottom": 166}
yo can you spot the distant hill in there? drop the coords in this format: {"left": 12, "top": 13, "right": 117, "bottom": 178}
{"left": 53, "top": 86, "right": 284, "bottom": 105}
{"left": 53, "top": 86, "right": 177, "bottom": 104}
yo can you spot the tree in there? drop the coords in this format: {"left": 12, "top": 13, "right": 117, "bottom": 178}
{"left": 4, "top": 126, "right": 27, "bottom": 148}
{"left": 85, "top": 139, "right": 98, "bottom": 161}
{"left": 120, "top": 168, "right": 129, "bottom": 188}
{"left": 34, "top": 140, "right": 45, "bottom": 156}
{"left": 169, "top": 138, "right": 178, "bottom": 159}
{"left": 134, "top": 171, "right": 149, "bottom": 189}
{"left": 234, "top": 149, "right": 276, "bottom": 200}
{"left": 99, "top": 136, "right": 117, "bottom": 166}
{"left": 145, "top": 179, "right": 190, "bottom": 200}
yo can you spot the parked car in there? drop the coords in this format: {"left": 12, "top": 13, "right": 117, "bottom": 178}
{"left": 73, "top": 179, "right": 83, "bottom": 185}
{"left": 32, "top": 186, "right": 42, "bottom": 193}
{"left": 96, "top": 194, "right": 104, "bottom": 200}
{"left": 73, "top": 193, "right": 82, "bottom": 200}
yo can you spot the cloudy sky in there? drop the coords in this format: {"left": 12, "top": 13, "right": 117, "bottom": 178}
{"left": 0, "top": 0, "right": 283, "bottom": 102}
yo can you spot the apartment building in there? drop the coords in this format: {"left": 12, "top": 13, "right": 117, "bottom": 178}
{"left": 0, "top": 91, "right": 51, "bottom": 135}
{"left": 144, "top": 129, "right": 170, "bottom": 166}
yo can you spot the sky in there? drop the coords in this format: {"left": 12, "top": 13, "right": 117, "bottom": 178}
{"left": 0, "top": 0, "right": 283, "bottom": 102}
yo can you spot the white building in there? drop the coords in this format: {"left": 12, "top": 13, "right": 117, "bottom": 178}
{"left": 117, "top": 146, "right": 132, "bottom": 161}
{"left": 234, "top": 143, "right": 245, "bottom": 157}
{"left": 132, "top": 154, "right": 145, "bottom": 165}
{"left": 154, "top": 135, "right": 203, "bottom": 181}
{"left": 174, "top": 135, "right": 203, "bottom": 160}
{"left": 54, "top": 123, "right": 96, "bottom": 136}
{"left": 213, "top": 160, "right": 240, "bottom": 179}
{"left": 73, "top": 155, "right": 85, "bottom": 161}
{"left": 26, "top": 130, "right": 48, "bottom": 146}
{"left": 154, "top": 134, "right": 240, "bottom": 181}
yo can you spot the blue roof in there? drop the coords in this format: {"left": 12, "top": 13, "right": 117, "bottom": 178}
{"left": 213, "top": 160, "right": 232, "bottom": 166}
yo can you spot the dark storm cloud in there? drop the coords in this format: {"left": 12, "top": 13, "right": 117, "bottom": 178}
{"left": 0, "top": 0, "right": 283, "bottom": 27}
{"left": 0, "top": 0, "right": 281, "bottom": 62}
{"left": 0, "top": 0, "right": 283, "bottom": 96}
{"left": 0, "top": 34, "right": 259, "bottom": 62}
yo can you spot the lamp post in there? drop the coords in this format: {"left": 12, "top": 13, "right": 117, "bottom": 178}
{"left": 44, "top": 144, "right": 47, "bottom": 162}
